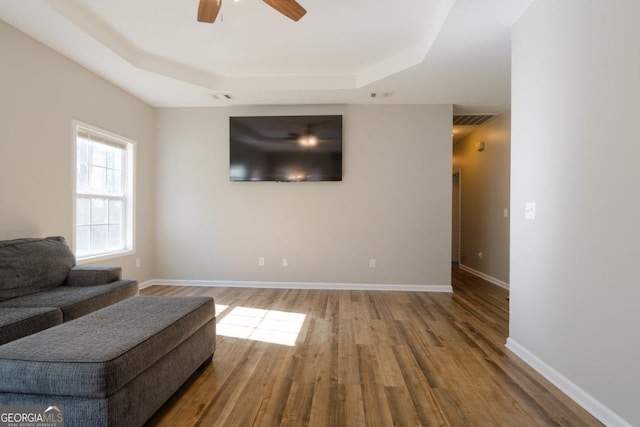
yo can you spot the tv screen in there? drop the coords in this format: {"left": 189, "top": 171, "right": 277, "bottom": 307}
{"left": 229, "top": 115, "right": 343, "bottom": 182}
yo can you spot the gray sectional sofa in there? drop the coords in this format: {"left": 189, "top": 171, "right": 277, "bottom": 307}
{"left": 0, "top": 236, "right": 138, "bottom": 344}
{"left": 0, "top": 236, "right": 217, "bottom": 426}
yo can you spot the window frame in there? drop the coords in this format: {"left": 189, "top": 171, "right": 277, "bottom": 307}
{"left": 72, "top": 120, "right": 136, "bottom": 263}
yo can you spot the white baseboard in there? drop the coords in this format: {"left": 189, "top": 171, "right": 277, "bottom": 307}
{"left": 138, "top": 280, "right": 155, "bottom": 289}
{"left": 506, "top": 338, "right": 632, "bottom": 427}
{"left": 458, "top": 264, "right": 509, "bottom": 290}
{"left": 139, "top": 279, "right": 452, "bottom": 293}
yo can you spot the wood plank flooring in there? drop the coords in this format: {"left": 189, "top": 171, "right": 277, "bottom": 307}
{"left": 143, "top": 266, "right": 602, "bottom": 426}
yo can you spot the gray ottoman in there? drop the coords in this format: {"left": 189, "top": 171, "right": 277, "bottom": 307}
{"left": 0, "top": 296, "right": 216, "bottom": 427}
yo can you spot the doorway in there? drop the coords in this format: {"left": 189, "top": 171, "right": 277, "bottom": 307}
{"left": 452, "top": 171, "right": 461, "bottom": 264}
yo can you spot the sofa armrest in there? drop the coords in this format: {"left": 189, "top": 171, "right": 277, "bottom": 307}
{"left": 64, "top": 266, "right": 122, "bottom": 286}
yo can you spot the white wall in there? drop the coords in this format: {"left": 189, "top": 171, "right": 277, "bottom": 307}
{"left": 0, "top": 21, "right": 156, "bottom": 282}
{"left": 155, "top": 104, "right": 452, "bottom": 287}
{"left": 453, "top": 112, "right": 510, "bottom": 285}
{"left": 510, "top": 1, "right": 640, "bottom": 425}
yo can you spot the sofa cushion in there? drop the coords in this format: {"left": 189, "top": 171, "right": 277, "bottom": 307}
{"left": 0, "top": 280, "right": 138, "bottom": 321}
{"left": 0, "top": 296, "right": 216, "bottom": 398}
{"left": 65, "top": 266, "right": 122, "bottom": 286}
{"left": 0, "top": 307, "right": 63, "bottom": 345}
{"left": 0, "top": 237, "right": 75, "bottom": 302}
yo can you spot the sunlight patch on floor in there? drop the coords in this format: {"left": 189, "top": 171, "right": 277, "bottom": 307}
{"left": 216, "top": 307, "right": 306, "bottom": 346}
{"left": 215, "top": 304, "right": 229, "bottom": 316}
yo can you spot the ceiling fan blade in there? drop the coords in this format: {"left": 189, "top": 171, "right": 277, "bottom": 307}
{"left": 263, "top": 0, "right": 307, "bottom": 22}
{"left": 198, "top": 0, "right": 222, "bottom": 23}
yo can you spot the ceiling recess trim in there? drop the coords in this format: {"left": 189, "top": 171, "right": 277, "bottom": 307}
{"left": 356, "top": 0, "right": 456, "bottom": 87}
{"left": 42, "top": 0, "right": 455, "bottom": 94}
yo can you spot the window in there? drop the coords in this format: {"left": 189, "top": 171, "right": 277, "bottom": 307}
{"left": 73, "top": 121, "right": 134, "bottom": 261}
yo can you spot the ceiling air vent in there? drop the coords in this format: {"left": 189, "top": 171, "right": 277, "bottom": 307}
{"left": 453, "top": 115, "right": 494, "bottom": 126}
{"left": 211, "top": 94, "right": 233, "bottom": 100}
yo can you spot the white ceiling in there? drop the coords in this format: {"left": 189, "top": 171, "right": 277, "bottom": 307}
{"left": 0, "top": 0, "right": 532, "bottom": 112}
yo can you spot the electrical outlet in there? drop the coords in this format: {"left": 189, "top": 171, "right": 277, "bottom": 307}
{"left": 258, "top": 257, "right": 265, "bottom": 267}
{"left": 369, "top": 258, "right": 376, "bottom": 268}
{"left": 525, "top": 202, "right": 536, "bottom": 219}
{"left": 282, "top": 258, "right": 288, "bottom": 267}
{"left": 478, "top": 252, "right": 483, "bottom": 260}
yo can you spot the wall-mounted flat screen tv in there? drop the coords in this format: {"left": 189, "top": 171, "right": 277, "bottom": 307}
{"left": 229, "top": 115, "right": 343, "bottom": 182}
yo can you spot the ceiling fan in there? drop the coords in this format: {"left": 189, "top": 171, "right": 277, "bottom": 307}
{"left": 197, "top": 0, "right": 307, "bottom": 23}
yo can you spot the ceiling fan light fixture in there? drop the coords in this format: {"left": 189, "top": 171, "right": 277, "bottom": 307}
{"left": 298, "top": 134, "right": 317, "bottom": 147}
{"left": 307, "top": 135, "right": 317, "bottom": 146}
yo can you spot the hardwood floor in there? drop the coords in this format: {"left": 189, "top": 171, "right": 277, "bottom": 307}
{"left": 143, "top": 266, "right": 602, "bottom": 426}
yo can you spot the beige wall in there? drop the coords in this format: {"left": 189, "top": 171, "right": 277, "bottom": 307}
{"left": 0, "top": 20, "right": 452, "bottom": 288}
{"left": 452, "top": 112, "right": 510, "bottom": 285}
{"left": 0, "top": 21, "right": 156, "bottom": 282}
{"left": 154, "top": 104, "right": 453, "bottom": 287}
{"left": 510, "top": 1, "right": 639, "bottom": 425}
